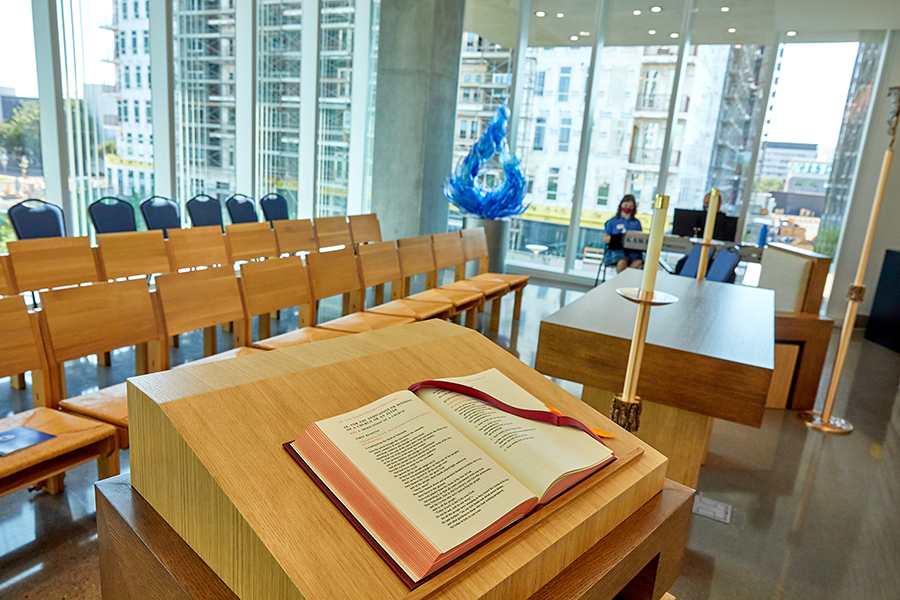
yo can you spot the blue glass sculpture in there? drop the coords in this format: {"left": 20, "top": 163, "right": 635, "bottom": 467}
{"left": 444, "top": 103, "right": 528, "bottom": 220}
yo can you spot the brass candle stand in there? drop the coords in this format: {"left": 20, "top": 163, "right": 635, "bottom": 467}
{"left": 695, "top": 188, "right": 721, "bottom": 280}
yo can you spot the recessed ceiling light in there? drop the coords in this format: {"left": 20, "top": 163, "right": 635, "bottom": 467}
{"left": 786, "top": 30, "right": 797, "bottom": 36}
{"left": 648, "top": 29, "right": 657, "bottom": 35}
{"left": 579, "top": 31, "right": 590, "bottom": 36}
{"left": 651, "top": 6, "right": 662, "bottom": 13}
{"left": 720, "top": 6, "right": 730, "bottom": 12}
{"left": 535, "top": 11, "right": 545, "bottom": 17}
{"left": 633, "top": 9, "right": 642, "bottom": 15}
{"left": 728, "top": 28, "right": 736, "bottom": 33}
{"left": 556, "top": 12, "right": 564, "bottom": 18}
{"left": 734, "top": 44, "right": 742, "bottom": 48}
{"left": 570, "top": 35, "right": 579, "bottom": 41}
{"left": 670, "top": 32, "right": 679, "bottom": 38}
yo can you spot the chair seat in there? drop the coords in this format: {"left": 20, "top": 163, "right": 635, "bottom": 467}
{"left": 443, "top": 278, "right": 509, "bottom": 297}
{"left": 318, "top": 312, "right": 415, "bottom": 333}
{"left": 60, "top": 382, "right": 130, "bottom": 430}
{"left": 0, "top": 408, "right": 117, "bottom": 479}
{"left": 471, "top": 272, "right": 529, "bottom": 289}
{"left": 252, "top": 327, "right": 351, "bottom": 350}
{"left": 409, "top": 287, "right": 483, "bottom": 308}
{"left": 368, "top": 298, "right": 452, "bottom": 320}
{"left": 175, "top": 346, "right": 265, "bottom": 367}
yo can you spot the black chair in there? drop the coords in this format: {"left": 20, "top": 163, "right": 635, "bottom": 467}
{"left": 186, "top": 194, "right": 224, "bottom": 229}
{"left": 88, "top": 197, "right": 137, "bottom": 234}
{"left": 8, "top": 199, "right": 66, "bottom": 239}
{"left": 140, "top": 196, "right": 181, "bottom": 235}
{"left": 225, "top": 194, "right": 259, "bottom": 224}
{"left": 260, "top": 193, "right": 289, "bottom": 222}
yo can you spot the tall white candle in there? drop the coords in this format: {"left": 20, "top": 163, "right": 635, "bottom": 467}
{"left": 640, "top": 194, "right": 669, "bottom": 293}
{"left": 703, "top": 188, "right": 720, "bottom": 242}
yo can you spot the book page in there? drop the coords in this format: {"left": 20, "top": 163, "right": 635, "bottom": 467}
{"left": 312, "top": 390, "right": 536, "bottom": 553}
{"left": 415, "top": 370, "right": 613, "bottom": 501}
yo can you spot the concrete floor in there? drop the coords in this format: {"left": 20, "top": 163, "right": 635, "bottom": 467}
{"left": 1, "top": 273, "right": 898, "bottom": 599}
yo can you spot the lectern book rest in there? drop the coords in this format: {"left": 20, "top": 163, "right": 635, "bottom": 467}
{"left": 285, "top": 369, "right": 616, "bottom": 587}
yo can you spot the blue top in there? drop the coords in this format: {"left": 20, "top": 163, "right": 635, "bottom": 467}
{"left": 604, "top": 216, "right": 643, "bottom": 235}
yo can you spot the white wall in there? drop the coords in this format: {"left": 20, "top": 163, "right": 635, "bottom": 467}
{"left": 828, "top": 30, "right": 900, "bottom": 322}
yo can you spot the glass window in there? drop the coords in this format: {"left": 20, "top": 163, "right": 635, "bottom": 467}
{"left": 134, "top": 100, "right": 140, "bottom": 123}
{"left": 132, "top": 31, "right": 137, "bottom": 54}
{"left": 124, "top": 66, "right": 130, "bottom": 89}
{"left": 459, "top": 120, "right": 467, "bottom": 138}
{"left": 533, "top": 117, "right": 546, "bottom": 150}
{"left": 597, "top": 180, "right": 610, "bottom": 206}
{"left": 144, "top": 32, "right": 149, "bottom": 54}
{"left": 118, "top": 170, "right": 124, "bottom": 194}
{"left": 547, "top": 168, "right": 559, "bottom": 201}
{"left": 146, "top": 101, "right": 152, "bottom": 123}
{"left": 134, "top": 1, "right": 139, "bottom": 18}
{"left": 534, "top": 71, "right": 545, "bottom": 96}
{"left": 470, "top": 120, "right": 478, "bottom": 139}
{"left": 136, "top": 67, "right": 141, "bottom": 88}
{"left": 138, "top": 133, "right": 144, "bottom": 156}
{"left": 464, "top": 74, "right": 471, "bottom": 82}
{"left": 121, "top": 1, "right": 127, "bottom": 19}
{"left": 128, "top": 170, "right": 134, "bottom": 193}
{"left": 139, "top": 171, "right": 145, "bottom": 195}
{"left": 558, "top": 67, "right": 571, "bottom": 102}
{"left": 559, "top": 117, "right": 571, "bottom": 152}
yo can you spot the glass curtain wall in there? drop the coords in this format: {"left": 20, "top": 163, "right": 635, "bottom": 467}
{"left": 256, "top": 0, "right": 303, "bottom": 216}
{"left": 173, "top": 0, "right": 237, "bottom": 215}
{"left": 0, "top": 1, "right": 45, "bottom": 249}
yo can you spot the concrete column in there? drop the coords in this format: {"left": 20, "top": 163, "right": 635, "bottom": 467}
{"left": 370, "top": 0, "right": 465, "bottom": 240}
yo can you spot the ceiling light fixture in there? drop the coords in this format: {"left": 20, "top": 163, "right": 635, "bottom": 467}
{"left": 734, "top": 44, "right": 742, "bottom": 48}
{"left": 570, "top": 35, "right": 579, "bottom": 41}
{"left": 728, "top": 27, "right": 736, "bottom": 33}
{"left": 633, "top": 9, "right": 642, "bottom": 15}
{"left": 535, "top": 11, "right": 545, "bottom": 17}
{"left": 651, "top": 6, "right": 662, "bottom": 13}
{"left": 648, "top": 29, "right": 657, "bottom": 35}
{"left": 720, "top": 6, "right": 730, "bottom": 12}
{"left": 670, "top": 32, "right": 679, "bottom": 38}
{"left": 556, "top": 12, "right": 564, "bottom": 18}
{"left": 579, "top": 31, "right": 590, "bottom": 36}
{"left": 786, "top": 30, "right": 797, "bottom": 36}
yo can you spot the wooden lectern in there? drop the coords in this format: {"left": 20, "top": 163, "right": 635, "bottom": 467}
{"left": 99, "top": 320, "right": 693, "bottom": 600}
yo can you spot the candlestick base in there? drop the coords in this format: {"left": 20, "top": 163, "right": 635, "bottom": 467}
{"left": 798, "top": 410, "right": 854, "bottom": 435}
{"left": 615, "top": 287, "right": 679, "bottom": 306}
{"left": 611, "top": 394, "right": 642, "bottom": 433}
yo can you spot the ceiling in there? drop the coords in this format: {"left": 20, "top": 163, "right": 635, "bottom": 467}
{"left": 464, "top": 0, "right": 900, "bottom": 48}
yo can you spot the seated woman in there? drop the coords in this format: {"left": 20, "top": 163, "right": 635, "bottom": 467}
{"left": 603, "top": 195, "right": 644, "bottom": 274}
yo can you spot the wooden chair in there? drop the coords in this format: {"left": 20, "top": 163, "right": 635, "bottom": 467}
{"left": 39, "top": 280, "right": 164, "bottom": 450}
{"left": 583, "top": 247, "right": 606, "bottom": 286}
{"left": 306, "top": 247, "right": 415, "bottom": 333}
{"left": 0, "top": 254, "right": 17, "bottom": 296}
{"left": 314, "top": 216, "right": 353, "bottom": 249}
{"left": 0, "top": 295, "right": 52, "bottom": 408}
{"left": 7, "top": 236, "right": 101, "bottom": 293}
{"left": 96, "top": 230, "right": 171, "bottom": 280}
{"left": 432, "top": 231, "right": 509, "bottom": 331}
{"left": 225, "top": 222, "right": 279, "bottom": 263}
{"left": 239, "top": 256, "right": 350, "bottom": 350}
{"left": 459, "top": 227, "right": 529, "bottom": 323}
{"left": 396, "top": 238, "right": 483, "bottom": 328}
{"left": 357, "top": 241, "right": 453, "bottom": 321}
{"left": 273, "top": 219, "right": 318, "bottom": 256}
{"left": 397, "top": 234, "right": 440, "bottom": 287}
{"left": 154, "top": 267, "right": 255, "bottom": 369}
{"left": 165, "top": 225, "right": 229, "bottom": 271}
{"left": 349, "top": 214, "right": 382, "bottom": 245}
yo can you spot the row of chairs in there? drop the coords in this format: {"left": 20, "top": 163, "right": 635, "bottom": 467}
{"left": 0, "top": 227, "right": 527, "bottom": 500}
{"left": 7, "top": 193, "right": 290, "bottom": 240}
{"left": 0, "top": 214, "right": 381, "bottom": 296}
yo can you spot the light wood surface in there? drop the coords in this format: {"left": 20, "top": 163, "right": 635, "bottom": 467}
{"left": 356, "top": 241, "right": 403, "bottom": 288}
{"left": 0, "top": 254, "right": 17, "bottom": 295}
{"left": 128, "top": 320, "right": 667, "bottom": 600}
{"left": 273, "top": 219, "right": 318, "bottom": 255}
{"left": 766, "top": 343, "right": 800, "bottom": 409}
{"left": 8, "top": 236, "right": 100, "bottom": 291}
{"left": 315, "top": 216, "right": 353, "bottom": 249}
{"left": 0, "top": 296, "right": 51, "bottom": 407}
{"left": 536, "top": 269, "right": 774, "bottom": 427}
{"left": 306, "top": 247, "right": 362, "bottom": 304}
{"left": 252, "top": 326, "right": 351, "bottom": 350}
{"left": 239, "top": 256, "right": 312, "bottom": 341}
{"left": 317, "top": 310, "right": 416, "bottom": 333}
{"left": 225, "top": 222, "right": 279, "bottom": 263}
{"left": 773, "top": 312, "right": 833, "bottom": 410}
{"left": 165, "top": 226, "right": 229, "bottom": 271}
{"left": 96, "top": 230, "right": 170, "bottom": 280}
{"left": 349, "top": 214, "right": 382, "bottom": 245}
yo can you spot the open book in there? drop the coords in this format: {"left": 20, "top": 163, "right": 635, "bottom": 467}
{"left": 284, "top": 369, "right": 615, "bottom": 588}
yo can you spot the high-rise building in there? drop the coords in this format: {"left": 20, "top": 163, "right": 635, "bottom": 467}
{"left": 757, "top": 141, "right": 818, "bottom": 182}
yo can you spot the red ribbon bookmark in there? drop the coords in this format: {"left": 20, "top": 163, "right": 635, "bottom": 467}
{"left": 408, "top": 380, "right": 614, "bottom": 443}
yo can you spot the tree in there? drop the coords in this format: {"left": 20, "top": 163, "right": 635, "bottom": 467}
{"left": 0, "top": 100, "right": 42, "bottom": 166}
{"left": 754, "top": 177, "right": 784, "bottom": 193}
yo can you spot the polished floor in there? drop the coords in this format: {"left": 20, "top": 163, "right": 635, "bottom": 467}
{"left": 1, "top": 274, "right": 898, "bottom": 599}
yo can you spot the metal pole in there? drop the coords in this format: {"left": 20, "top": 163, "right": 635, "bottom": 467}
{"left": 235, "top": 0, "right": 257, "bottom": 197}
{"left": 508, "top": 0, "right": 531, "bottom": 155}
{"left": 346, "top": 0, "right": 372, "bottom": 216}
{"left": 298, "top": 0, "right": 320, "bottom": 218}
{"left": 149, "top": 0, "right": 177, "bottom": 200}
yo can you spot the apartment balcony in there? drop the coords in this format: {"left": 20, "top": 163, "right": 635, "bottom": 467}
{"left": 635, "top": 93, "right": 690, "bottom": 113}
{"left": 103, "top": 115, "right": 120, "bottom": 127}
{"left": 100, "top": 18, "right": 118, "bottom": 31}
{"left": 630, "top": 147, "right": 681, "bottom": 167}
{"left": 101, "top": 50, "right": 120, "bottom": 64}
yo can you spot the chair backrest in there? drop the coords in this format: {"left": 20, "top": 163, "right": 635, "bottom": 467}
{"left": 706, "top": 247, "right": 741, "bottom": 283}
{"left": 186, "top": 194, "right": 224, "bottom": 229}
{"left": 431, "top": 231, "right": 467, "bottom": 270}
{"left": 306, "top": 247, "right": 362, "bottom": 301}
{"left": 140, "top": 196, "right": 181, "bottom": 234}
{"left": 758, "top": 243, "right": 831, "bottom": 313}
{"left": 154, "top": 267, "right": 245, "bottom": 336}
{"left": 678, "top": 245, "right": 704, "bottom": 279}
{"left": 349, "top": 214, "right": 382, "bottom": 245}
{"left": 397, "top": 239, "right": 437, "bottom": 279}
{"left": 88, "top": 197, "right": 137, "bottom": 234}
{"left": 239, "top": 256, "right": 312, "bottom": 319}
{"left": 225, "top": 222, "right": 279, "bottom": 263}
{"left": 0, "top": 295, "right": 46, "bottom": 379}
{"left": 397, "top": 234, "right": 432, "bottom": 247}
{"left": 583, "top": 247, "right": 603, "bottom": 264}
{"left": 260, "top": 193, "right": 290, "bottom": 222}
{"left": 165, "top": 226, "right": 229, "bottom": 271}
{"left": 356, "top": 241, "right": 402, "bottom": 288}
{"left": 273, "top": 219, "right": 317, "bottom": 255}
{"left": 39, "top": 279, "right": 159, "bottom": 364}
{"left": 459, "top": 228, "right": 491, "bottom": 273}
{"left": 7, "top": 237, "right": 100, "bottom": 292}
{"left": 96, "top": 230, "right": 170, "bottom": 280}
{"left": 225, "top": 194, "right": 259, "bottom": 224}
{"left": 314, "top": 216, "right": 352, "bottom": 249}
{"left": 8, "top": 199, "right": 66, "bottom": 239}
{"left": 0, "top": 255, "right": 18, "bottom": 296}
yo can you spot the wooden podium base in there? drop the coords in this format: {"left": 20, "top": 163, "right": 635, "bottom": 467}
{"left": 97, "top": 475, "right": 693, "bottom": 600}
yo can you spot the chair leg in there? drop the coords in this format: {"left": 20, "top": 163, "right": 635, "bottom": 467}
{"left": 45, "top": 473, "right": 65, "bottom": 495}
{"left": 489, "top": 299, "right": 502, "bottom": 332}
{"left": 10, "top": 373, "right": 26, "bottom": 390}
{"left": 222, "top": 321, "right": 233, "bottom": 333}
{"left": 465, "top": 308, "right": 478, "bottom": 329}
{"left": 97, "top": 352, "right": 112, "bottom": 367}
{"left": 98, "top": 438, "right": 120, "bottom": 480}
{"left": 270, "top": 310, "right": 280, "bottom": 320}
{"left": 513, "top": 288, "right": 524, "bottom": 321}
{"left": 169, "top": 334, "right": 180, "bottom": 348}
{"left": 203, "top": 326, "right": 217, "bottom": 357}
{"left": 258, "top": 313, "right": 271, "bottom": 341}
